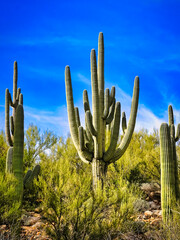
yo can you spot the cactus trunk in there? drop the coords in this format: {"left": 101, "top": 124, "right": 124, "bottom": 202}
{"left": 160, "top": 105, "right": 180, "bottom": 224}
{"left": 92, "top": 158, "right": 107, "bottom": 190}
{"left": 13, "top": 104, "right": 24, "bottom": 201}
{"left": 160, "top": 123, "right": 176, "bottom": 223}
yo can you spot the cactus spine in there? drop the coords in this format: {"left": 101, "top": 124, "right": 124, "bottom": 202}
{"left": 160, "top": 105, "right": 180, "bottom": 224}
{"left": 5, "top": 61, "right": 24, "bottom": 200}
{"left": 65, "top": 33, "right": 139, "bottom": 189}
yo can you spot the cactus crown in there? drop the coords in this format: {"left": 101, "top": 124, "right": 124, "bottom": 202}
{"left": 5, "top": 61, "right": 23, "bottom": 147}
{"left": 65, "top": 33, "right": 139, "bottom": 165}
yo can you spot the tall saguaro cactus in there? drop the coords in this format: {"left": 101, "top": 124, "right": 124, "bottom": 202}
{"left": 65, "top": 33, "right": 139, "bottom": 189}
{"left": 5, "top": 61, "right": 24, "bottom": 200}
{"left": 160, "top": 105, "right": 180, "bottom": 223}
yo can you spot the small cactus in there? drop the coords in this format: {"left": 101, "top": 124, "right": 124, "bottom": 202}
{"left": 65, "top": 33, "right": 139, "bottom": 189}
{"left": 24, "top": 164, "right": 41, "bottom": 188}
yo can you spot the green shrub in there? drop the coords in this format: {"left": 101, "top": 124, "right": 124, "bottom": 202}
{"left": 117, "top": 129, "right": 160, "bottom": 183}
{"left": 0, "top": 173, "right": 21, "bottom": 239}
{"left": 37, "top": 143, "right": 140, "bottom": 239}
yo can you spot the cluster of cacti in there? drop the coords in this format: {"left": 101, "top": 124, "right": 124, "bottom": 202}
{"left": 5, "top": 61, "right": 24, "bottom": 200}
{"left": 24, "top": 164, "right": 41, "bottom": 188}
{"left": 160, "top": 105, "right": 180, "bottom": 223}
{"left": 65, "top": 32, "right": 139, "bottom": 189}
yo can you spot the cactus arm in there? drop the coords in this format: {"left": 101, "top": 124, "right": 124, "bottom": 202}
{"left": 75, "top": 107, "right": 81, "bottom": 128}
{"left": 19, "top": 93, "right": 23, "bottom": 105}
{"left": 85, "top": 111, "right": 97, "bottom": 136}
{"left": 106, "top": 98, "right": 116, "bottom": 124}
{"left": 109, "top": 86, "right": 115, "bottom": 106}
{"left": 13, "top": 61, "right": 18, "bottom": 103}
{"left": 91, "top": 49, "right": 100, "bottom": 158}
{"left": 103, "top": 88, "right": 110, "bottom": 119}
{"left": 168, "top": 105, "right": 174, "bottom": 125}
{"left": 13, "top": 61, "right": 18, "bottom": 119}
{"left": 10, "top": 116, "right": 14, "bottom": 136}
{"left": 104, "top": 102, "right": 121, "bottom": 161}
{"left": 13, "top": 104, "right": 24, "bottom": 201}
{"left": 175, "top": 123, "right": 180, "bottom": 142}
{"left": 109, "top": 76, "right": 139, "bottom": 163}
{"left": 9, "top": 92, "right": 13, "bottom": 106}
{"left": 65, "top": 66, "right": 92, "bottom": 163}
{"left": 84, "top": 131, "right": 94, "bottom": 153}
{"left": 83, "top": 90, "right": 91, "bottom": 112}
{"left": 16, "top": 88, "right": 21, "bottom": 100}
{"left": 65, "top": 66, "right": 79, "bottom": 149}
{"left": 122, "top": 112, "right": 127, "bottom": 134}
{"left": 6, "top": 147, "right": 13, "bottom": 173}
{"left": 79, "top": 126, "right": 85, "bottom": 151}
{"left": 5, "top": 89, "right": 13, "bottom": 146}
{"left": 98, "top": 32, "right": 104, "bottom": 158}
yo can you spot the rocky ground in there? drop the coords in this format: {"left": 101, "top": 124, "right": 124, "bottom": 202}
{"left": 0, "top": 182, "right": 163, "bottom": 240}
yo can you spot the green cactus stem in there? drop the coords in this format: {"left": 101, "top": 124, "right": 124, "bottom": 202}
{"left": 6, "top": 147, "right": 13, "bottom": 173}
{"left": 65, "top": 33, "right": 139, "bottom": 189}
{"left": 13, "top": 104, "right": 24, "bottom": 201}
{"left": 160, "top": 105, "right": 180, "bottom": 224}
{"left": 5, "top": 62, "right": 24, "bottom": 173}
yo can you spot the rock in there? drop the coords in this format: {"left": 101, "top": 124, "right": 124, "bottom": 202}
{"left": 149, "top": 201, "right": 158, "bottom": 210}
{"left": 31, "top": 221, "right": 45, "bottom": 229}
{"left": 141, "top": 183, "right": 160, "bottom": 193}
{"left": 149, "top": 191, "right": 161, "bottom": 201}
{"left": 153, "top": 200, "right": 159, "bottom": 204}
{"left": 134, "top": 199, "right": 150, "bottom": 212}
{"left": 23, "top": 216, "right": 41, "bottom": 226}
{"left": 152, "top": 210, "right": 162, "bottom": 216}
{"left": 150, "top": 219, "right": 161, "bottom": 226}
{"left": 0, "top": 225, "right": 6, "bottom": 230}
{"left": 144, "top": 210, "right": 153, "bottom": 218}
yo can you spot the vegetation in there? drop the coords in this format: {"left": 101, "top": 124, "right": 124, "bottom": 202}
{"left": 1, "top": 124, "right": 179, "bottom": 239}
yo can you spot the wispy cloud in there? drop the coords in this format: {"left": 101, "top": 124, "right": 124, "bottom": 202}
{"left": 0, "top": 35, "right": 96, "bottom": 48}
{"left": 24, "top": 105, "right": 69, "bottom": 136}
{"left": 77, "top": 73, "right": 91, "bottom": 85}
{"left": 1, "top": 85, "right": 179, "bottom": 137}
{"left": 23, "top": 65, "right": 63, "bottom": 80}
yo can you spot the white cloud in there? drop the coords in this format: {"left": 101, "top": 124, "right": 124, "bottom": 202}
{"left": 77, "top": 73, "right": 91, "bottom": 85}
{"left": 1, "top": 83, "right": 179, "bottom": 138}
{"left": 24, "top": 105, "right": 69, "bottom": 137}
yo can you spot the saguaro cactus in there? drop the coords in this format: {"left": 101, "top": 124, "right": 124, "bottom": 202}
{"left": 65, "top": 33, "right": 139, "bottom": 189}
{"left": 160, "top": 105, "right": 180, "bottom": 223}
{"left": 5, "top": 61, "right": 24, "bottom": 200}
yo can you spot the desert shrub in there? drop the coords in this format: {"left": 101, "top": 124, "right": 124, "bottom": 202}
{"left": 0, "top": 131, "right": 8, "bottom": 173}
{"left": 116, "top": 129, "right": 160, "bottom": 184}
{"left": 23, "top": 124, "right": 58, "bottom": 171}
{"left": 37, "top": 137, "right": 140, "bottom": 240}
{"left": 0, "top": 173, "right": 21, "bottom": 239}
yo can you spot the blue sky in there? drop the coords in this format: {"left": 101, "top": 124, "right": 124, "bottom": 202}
{"left": 0, "top": 0, "right": 180, "bottom": 137}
